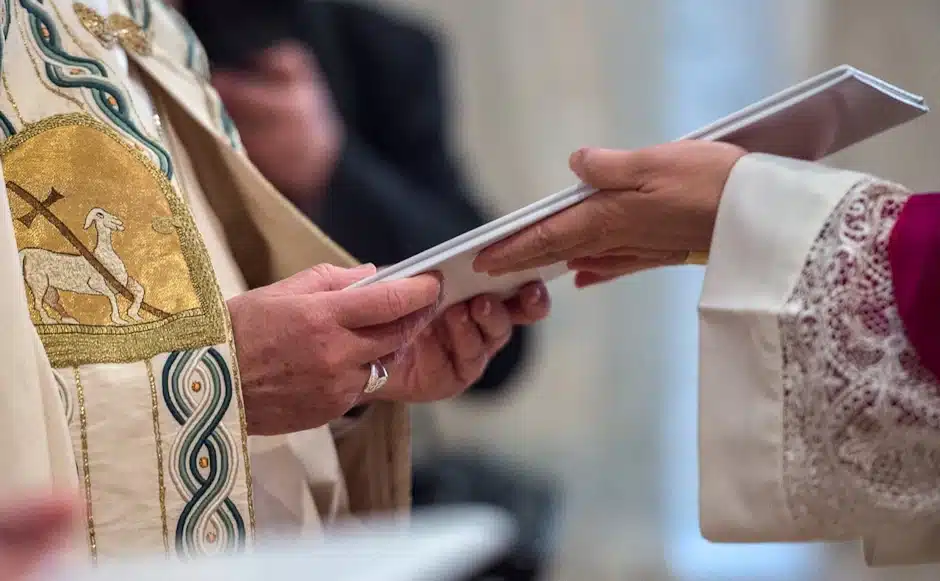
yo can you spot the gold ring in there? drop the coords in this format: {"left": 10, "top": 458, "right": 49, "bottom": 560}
{"left": 684, "top": 250, "right": 709, "bottom": 265}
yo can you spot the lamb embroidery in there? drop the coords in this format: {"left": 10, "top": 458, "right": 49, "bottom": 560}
{"left": 10, "top": 181, "right": 170, "bottom": 326}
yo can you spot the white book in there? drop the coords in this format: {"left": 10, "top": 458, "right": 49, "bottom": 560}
{"left": 349, "top": 65, "right": 928, "bottom": 309}
{"left": 42, "top": 507, "right": 514, "bottom": 581}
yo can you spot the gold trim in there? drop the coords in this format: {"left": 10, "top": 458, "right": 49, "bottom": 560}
{"left": 227, "top": 334, "right": 256, "bottom": 537}
{"left": 1, "top": 72, "right": 24, "bottom": 126}
{"left": 146, "top": 359, "right": 169, "bottom": 554}
{"left": 2, "top": 113, "right": 228, "bottom": 367}
{"left": 74, "top": 366, "right": 97, "bottom": 561}
{"left": 73, "top": 2, "right": 152, "bottom": 56}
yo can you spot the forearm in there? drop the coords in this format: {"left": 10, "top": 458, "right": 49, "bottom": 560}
{"left": 699, "top": 154, "right": 940, "bottom": 562}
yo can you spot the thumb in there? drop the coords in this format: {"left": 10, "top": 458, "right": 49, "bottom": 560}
{"left": 300, "top": 263, "right": 378, "bottom": 293}
{"left": 569, "top": 147, "right": 649, "bottom": 190}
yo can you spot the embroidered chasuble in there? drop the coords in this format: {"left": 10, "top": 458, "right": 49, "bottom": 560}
{"left": 0, "top": 0, "right": 412, "bottom": 562}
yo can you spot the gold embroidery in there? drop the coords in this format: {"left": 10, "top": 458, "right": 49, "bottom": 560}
{"left": 228, "top": 334, "right": 256, "bottom": 538}
{"left": 3, "top": 113, "right": 227, "bottom": 367}
{"left": 74, "top": 366, "right": 97, "bottom": 562}
{"left": 73, "top": 2, "right": 152, "bottom": 56}
{"left": 1, "top": 72, "right": 24, "bottom": 126}
{"left": 146, "top": 359, "right": 169, "bottom": 555}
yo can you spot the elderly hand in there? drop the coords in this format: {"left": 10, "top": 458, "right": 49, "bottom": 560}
{"left": 474, "top": 141, "right": 746, "bottom": 287}
{"left": 229, "top": 264, "right": 441, "bottom": 435}
{"left": 367, "top": 282, "right": 550, "bottom": 404}
{"left": 212, "top": 41, "right": 342, "bottom": 201}
{"left": 0, "top": 492, "right": 74, "bottom": 581}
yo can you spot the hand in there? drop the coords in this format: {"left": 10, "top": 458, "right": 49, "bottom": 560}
{"left": 368, "top": 282, "right": 551, "bottom": 403}
{"left": 473, "top": 141, "right": 747, "bottom": 287}
{"left": 212, "top": 41, "right": 343, "bottom": 201}
{"left": 0, "top": 492, "right": 74, "bottom": 581}
{"left": 228, "top": 264, "right": 441, "bottom": 435}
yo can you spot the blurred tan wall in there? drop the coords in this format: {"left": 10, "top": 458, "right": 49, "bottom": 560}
{"left": 821, "top": 0, "right": 940, "bottom": 190}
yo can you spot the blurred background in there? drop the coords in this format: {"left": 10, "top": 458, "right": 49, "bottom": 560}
{"left": 367, "top": 0, "right": 940, "bottom": 579}
{"left": 197, "top": 0, "right": 940, "bottom": 579}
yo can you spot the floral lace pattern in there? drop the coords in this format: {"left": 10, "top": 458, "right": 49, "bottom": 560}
{"left": 780, "top": 180, "right": 940, "bottom": 538}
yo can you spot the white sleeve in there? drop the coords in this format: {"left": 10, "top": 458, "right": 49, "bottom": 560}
{"left": 697, "top": 153, "right": 940, "bottom": 566}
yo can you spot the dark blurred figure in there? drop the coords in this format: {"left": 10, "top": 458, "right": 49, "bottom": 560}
{"left": 184, "top": 1, "right": 559, "bottom": 579}
{"left": 187, "top": 0, "right": 530, "bottom": 399}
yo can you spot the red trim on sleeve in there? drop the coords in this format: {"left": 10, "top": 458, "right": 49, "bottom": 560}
{"left": 889, "top": 193, "right": 940, "bottom": 378}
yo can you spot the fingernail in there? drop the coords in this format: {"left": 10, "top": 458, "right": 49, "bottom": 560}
{"left": 480, "top": 298, "right": 492, "bottom": 317}
{"left": 527, "top": 286, "right": 543, "bottom": 306}
{"left": 569, "top": 148, "right": 588, "bottom": 170}
{"left": 460, "top": 310, "right": 470, "bottom": 323}
{"left": 356, "top": 263, "right": 376, "bottom": 271}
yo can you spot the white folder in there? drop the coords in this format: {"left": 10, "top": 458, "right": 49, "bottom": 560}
{"left": 348, "top": 65, "right": 928, "bottom": 309}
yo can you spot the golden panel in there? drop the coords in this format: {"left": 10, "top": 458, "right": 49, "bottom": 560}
{"left": 4, "top": 113, "right": 227, "bottom": 367}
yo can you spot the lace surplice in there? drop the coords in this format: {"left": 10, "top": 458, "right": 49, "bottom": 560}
{"left": 780, "top": 180, "right": 940, "bottom": 536}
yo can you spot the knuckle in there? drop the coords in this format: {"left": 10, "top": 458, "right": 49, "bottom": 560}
{"left": 317, "top": 341, "right": 349, "bottom": 373}
{"left": 382, "top": 286, "right": 410, "bottom": 317}
{"left": 532, "top": 222, "right": 556, "bottom": 249}
{"left": 307, "top": 263, "right": 334, "bottom": 283}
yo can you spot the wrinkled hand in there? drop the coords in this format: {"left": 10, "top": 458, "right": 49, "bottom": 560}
{"left": 474, "top": 141, "right": 746, "bottom": 287}
{"left": 368, "top": 283, "right": 550, "bottom": 403}
{"left": 212, "top": 41, "right": 342, "bottom": 201}
{"left": 0, "top": 493, "right": 74, "bottom": 581}
{"left": 229, "top": 264, "right": 441, "bottom": 435}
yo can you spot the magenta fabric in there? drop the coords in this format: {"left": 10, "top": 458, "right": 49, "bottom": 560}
{"left": 889, "top": 192, "right": 940, "bottom": 379}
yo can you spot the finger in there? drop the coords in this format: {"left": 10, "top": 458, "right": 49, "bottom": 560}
{"left": 569, "top": 147, "right": 653, "bottom": 190}
{"left": 486, "top": 256, "right": 565, "bottom": 277}
{"left": 474, "top": 203, "right": 605, "bottom": 274}
{"left": 349, "top": 306, "right": 437, "bottom": 362}
{"left": 271, "top": 263, "right": 377, "bottom": 296}
{"left": 572, "top": 257, "right": 685, "bottom": 288}
{"left": 468, "top": 295, "right": 513, "bottom": 353}
{"left": 593, "top": 247, "right": 679, "bottom": 260}
{"left": 567, "top": 252, "right": 685, "bottom": 274}
{"left": 573, "top": 271, "right": 623, "bottom": 288}
{"left": 440, "top": 303, "right": 487, "bottom": 383}
{"left": 332, "top": 273, "right": 442, "bottom": 328}
{"left": 444, "top": 302, "right": 486, "bottom": 361}
{"left": 504, "top": 282, "right": 551, "bottom": 325}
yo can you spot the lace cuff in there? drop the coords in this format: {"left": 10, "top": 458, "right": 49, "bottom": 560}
{"left": 780, "top": 180, "right": 940, "bottom": 539}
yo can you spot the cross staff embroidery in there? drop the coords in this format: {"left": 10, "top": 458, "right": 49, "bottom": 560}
{"left": 8, "top": 180, "right": 170, "bottom": 319}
